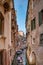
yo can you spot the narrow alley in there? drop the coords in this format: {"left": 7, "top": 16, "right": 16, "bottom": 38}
{"left": 0, "top": 0, "right": 43, "bottom": 65}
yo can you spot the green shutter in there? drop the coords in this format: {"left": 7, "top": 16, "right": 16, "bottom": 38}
{"left": 31, "top": 21, "right": 33, "bottom": 31}
{"left": 31, "top": 18, "right": 36, "bottom": 31}
{"left": 39, "top": 12, "right": 42, "bottom": 26}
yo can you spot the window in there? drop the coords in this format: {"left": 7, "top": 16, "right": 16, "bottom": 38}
{"left": 10, "top": 49, "right": 12, "bottom": 56}
{"left": 0, "top": 19, "right": 2, "bottom": 34}
{"left": 0, "top": 51, "right": 3, "bottom": 65}
{"left": 40, "top": 34, "right": 43, "bottom": 45}
{"left": 33, "top": 0, "right": 35, "bottom": 7}
{"left": 39, "top": 9, "right": 43, "bottom": 26}
{"left": 31, "top": 18, "right": 36, "bottom": 31}
{"left": 0, "top": 12, "right": 4, "bottom": 35}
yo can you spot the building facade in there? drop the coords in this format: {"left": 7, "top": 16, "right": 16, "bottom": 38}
{"left": 0, "top": 0, "right": 18, "bottom": 65}
{"left": 11, "top": 6, "right": 18, "bottom": 62}
{"left": 26, "top": 0, "right": 43, "bottom": 65}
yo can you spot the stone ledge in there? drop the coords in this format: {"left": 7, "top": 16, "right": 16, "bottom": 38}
{"left": 0, "top": 35, "right": 6, "bottom": 39}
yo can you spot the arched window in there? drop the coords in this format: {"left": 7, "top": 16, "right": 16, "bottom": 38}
{"left": 0, "top": 12, "right": 4, "bottom": 35}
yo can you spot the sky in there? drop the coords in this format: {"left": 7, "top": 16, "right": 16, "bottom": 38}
{"left": 14, "top": 0, "right": 28, "bottom": 34}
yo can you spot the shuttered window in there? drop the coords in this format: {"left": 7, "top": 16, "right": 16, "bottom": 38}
{"left": 31, "top": 18, "right": 36, "bottom": 31}
{"left": 39, "top": 10, "right": 43, "bottom": 26}
{"left": 39, "top": 12, "right": 42, "bottom": 26}
{"left": 40, "top": 34, "right": 43, "bottom": 45}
